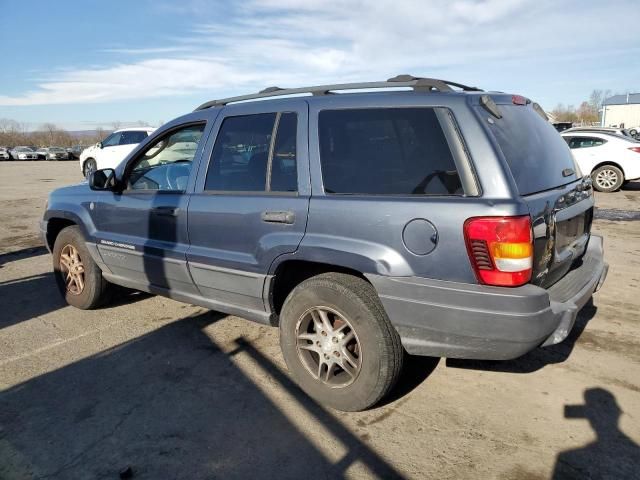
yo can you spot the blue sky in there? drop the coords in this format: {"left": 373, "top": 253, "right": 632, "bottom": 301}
{"left": 1, "top": 0, "right": 639, "bottom": 131}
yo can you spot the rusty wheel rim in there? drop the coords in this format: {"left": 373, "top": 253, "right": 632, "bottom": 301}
{"left": 59, "top": 244, "right": 85, "bottom": 295}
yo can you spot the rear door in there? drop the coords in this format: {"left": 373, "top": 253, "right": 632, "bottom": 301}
{"left": 187, "top": 100, "right": 309, "bottom": 313}
{"left": 477, "top": 99, "right": 594, "bottom": 287}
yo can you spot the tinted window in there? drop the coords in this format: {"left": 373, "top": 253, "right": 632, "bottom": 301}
{"left": 120, "top": 131, "right": 149, "bottom": 145}
{"left": 102, "top": 132, "right": 121, "bottom": 147}
{"left": 205, "top": 113, "right": 276, "bottom": 192}
{"left": 479, "top": 104, "right": 578, "bottom": 195}
{"left": 271, "top": 112, "right": 298, "bottom": 192}
{"left": 568, "top": 137, "right": 606, "bottom": 149}
{"left": 319, "top": 108, "right": 461, "bottom": 195}
{"left": 127, "top": 124, "right": 205, "bottom": 191}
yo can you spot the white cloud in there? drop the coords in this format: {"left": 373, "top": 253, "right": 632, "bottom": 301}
{"left": 1, "top": 0, "right": 638, "bottom": 107}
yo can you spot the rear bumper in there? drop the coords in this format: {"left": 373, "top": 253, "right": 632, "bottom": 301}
{"left": 366, "top": 235, "right": 607, "bottom": 360}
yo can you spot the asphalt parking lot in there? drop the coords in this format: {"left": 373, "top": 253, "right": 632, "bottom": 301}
{"left": 0, "top": 161, "right": 639, "bottom": 479}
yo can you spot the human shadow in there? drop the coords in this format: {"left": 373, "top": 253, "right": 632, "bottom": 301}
{"left": 446, "top": 299, "right": 597, "bottom": 374}
{"left": 552, "top": 388, "right": 639, "bottom": 479}
{"left": 0, "top": 312, "right": 405, "bottom": 479}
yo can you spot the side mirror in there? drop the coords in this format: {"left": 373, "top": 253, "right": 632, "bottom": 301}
{"left": 89, "top": 168, "right": 117, "bottom": 191}
{"left": 96, "top": 142, "right": 103, "bottom": 149}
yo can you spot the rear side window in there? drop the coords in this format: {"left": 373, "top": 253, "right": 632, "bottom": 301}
{"left": 120, "top": 131, "right": 148, "bottom": 145}
{"left": 479, "top": 104, "right": 578, "bottom": 195}
{"left": 318, "top": 108, "right": 461, "bottom": 195}
{"left": 205, "top": 112, "right": 298, "bottom": 192}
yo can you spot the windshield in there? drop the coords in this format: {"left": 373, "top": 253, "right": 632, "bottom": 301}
{"left": 14, "top": 147, "right": 33, "bottom": 152}
{"left": 477, "top": 104, "right": 579, "bottom": 195}
{"left": 49, "top": 147, "right": 64, "bottom": 152}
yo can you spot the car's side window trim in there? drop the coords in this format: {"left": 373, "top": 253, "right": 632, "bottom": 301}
{"left": 316, "top": 105, "right": 472, "bottom": 198}
{"left": 120, "top": 121, "right": 207, "bottom": 194}
{"left": 203, "top": 111, "right": 299, "bottom": 195}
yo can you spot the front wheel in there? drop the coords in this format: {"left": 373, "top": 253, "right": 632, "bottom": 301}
{"left": 279, "top": 273, "right": 404, "bottom": 411}
{"left": 592, "top": 165, "right": 624, "bottom": 192}
{"left": 83, "top": 158, "right": 97, "bottom": 178}
{"left": 52, "top": 225, "right": 112, "bottom": 309}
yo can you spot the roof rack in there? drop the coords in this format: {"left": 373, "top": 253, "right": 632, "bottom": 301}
{"left": 194, "top": 75, "right": 482, "bottom": 110}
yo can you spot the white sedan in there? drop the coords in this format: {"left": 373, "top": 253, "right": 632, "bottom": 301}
{"left": 561, "top": 132, "right": 640, "bottom": 192}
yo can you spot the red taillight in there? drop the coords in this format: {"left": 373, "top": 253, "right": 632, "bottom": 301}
{"left": 628, "top": 147, "right": 640, "bottom": 154}
{"left": 463, "top": 216, "right": 533, "bottom": 287}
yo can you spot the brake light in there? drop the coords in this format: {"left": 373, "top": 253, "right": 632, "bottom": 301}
{"left": 628, "top": 147, "right": 640, "bottom": 154}
{"left": 464, "top": 216, "right": 533, "bottom": 287}
{"left": 512, "top": 95, "right": 528, "bottom": 105}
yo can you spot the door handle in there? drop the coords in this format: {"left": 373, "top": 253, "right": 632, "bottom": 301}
{"left": 151, "top": 206, "right": 178, "bottom": 217}
{"left": 261, "top": 211, "right": 295, "bottom": 224}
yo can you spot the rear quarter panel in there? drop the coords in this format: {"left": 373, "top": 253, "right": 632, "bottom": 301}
{"left": 287, "top": 93, "right": 526, "bottom": 283}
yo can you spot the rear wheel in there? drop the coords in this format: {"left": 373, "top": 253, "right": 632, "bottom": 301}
{"left": 53, "top": 226, "right": 112, "bottom": 309}
{"left": 83, "top": 158, "right": 97, "bottom": 178}
{"left": 279, "top": 272, "right": 404, "bottom": 411}
{"left": 592, "top": 165, "right": 624, "bottom": 192}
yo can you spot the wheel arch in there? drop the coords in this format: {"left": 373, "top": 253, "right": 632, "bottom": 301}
{"left": 591, "top": 161, "right": 626, "bottom": 179}
{"left": 269, "top": 259, "right": 370, "bottom": 319}
{"left": 45, "top": 217, "right": 78, "bottom": 251}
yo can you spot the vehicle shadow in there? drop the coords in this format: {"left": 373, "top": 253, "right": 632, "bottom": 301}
{"left": 0, "top": 273, "right": 152, "bottom": 330}
{"left": 621, "top": 180, "right": 640, "bottom": 191}
{"left": 0, "top": 246, "right": 48, "bottom": 267}
{"left": 0, "top": 311, "right": 406, "bottom": 480}
{"left": 446, "top": 299, "right": 597, "bottom": 374}
{"left": 552, "top": 388, "right": 639, "bottom": 479}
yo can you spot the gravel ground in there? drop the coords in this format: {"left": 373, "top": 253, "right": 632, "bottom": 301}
{"left": 0, "top": 161, "right": 638, "bottom": 479}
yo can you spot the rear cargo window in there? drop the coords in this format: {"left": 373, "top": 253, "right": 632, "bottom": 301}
{"left": 318, "top": 108, "right": 462, "bottom": 195}
{"left": 478, "top": 105, "right": 578, "bottom": 195}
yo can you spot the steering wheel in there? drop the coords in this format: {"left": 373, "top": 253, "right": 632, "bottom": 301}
{"left": 165, "top": 160, "right": 191, "bottom": 190}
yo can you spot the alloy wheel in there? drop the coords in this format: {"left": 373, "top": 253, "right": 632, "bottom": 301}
{"left": 295, "top": 306, "right": 362, "bottom": 387}
{"left": 595, "top": 169, "right": 618, "bottom": 190}
{"left": 59, "top": 244, "right": 85, "bottom": 295}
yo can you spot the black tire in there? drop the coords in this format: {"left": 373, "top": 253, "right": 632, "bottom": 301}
{"left": 629, "top": 129, "right": 637, "bottom": 137}
{"left": 279, "top": 272, "right": 404, "bottom": 411}
{"left": 83, "top": 158, "right": 97, "bottom": 178}
{"left": 591, "top": 164, "right": 624, "bottom": 192}
{"left": 52, "top": 225, "right": 112, "bottom": 309}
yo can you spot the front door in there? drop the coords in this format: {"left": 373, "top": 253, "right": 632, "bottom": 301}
{"left": 92, "top": 122, "right": 208, "bottom": 294}
{"left": 187, "top": 100, "right": 310, "bottom": 314}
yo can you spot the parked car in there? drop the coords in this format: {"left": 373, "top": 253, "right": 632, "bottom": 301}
{"left": 42, "top": 76, "right": 607, "bottom": 411}
{"left": 563, "top": 126, "right": 634, "bottom": 138}
{"left": 46, "top": 147, "right": 70, "bottom": 161}
{"left": 0, "top": 147, "right": 10, "bottom": 160}
{"left": 10, "top": 146, "right": 38, "bottom": 160}
{"left": 35, "top": 147, "right": 48, "bottom": 160}
{"left": 561, "top": 131, "right": 640, "bottom": 192}
{"left": 79, "top": 127, "right": 155, "bottom": 177}
{"left": 67, "top": 145, "right": 85, "bottom": 160}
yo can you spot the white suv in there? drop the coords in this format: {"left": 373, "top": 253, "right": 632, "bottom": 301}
{"left": 80, "top": 127, "right": 155, "bottom": 177}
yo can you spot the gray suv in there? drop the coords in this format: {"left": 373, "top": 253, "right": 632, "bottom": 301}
{"left": 41, "top": 76, "right": 608, "bottom": 411}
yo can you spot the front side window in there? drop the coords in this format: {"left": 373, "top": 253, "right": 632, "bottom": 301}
{"left": 102, "top": 132, "right": 122, "bottom": 147}
{"left": 205, "top": 112, "right": 298, "bottom": 192}
{"left": 120, "top": 131, "right": 149, "bottom": 145}
{"left": 127, "top": 124, "right": 205, "bottom": 191}
{"left": 318, "top": 108, "right": 461, "bottom": 195}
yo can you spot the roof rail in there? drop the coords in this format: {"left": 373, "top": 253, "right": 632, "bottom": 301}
{"left": 194, "top": 75, "right": 482, "bottom": 110}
